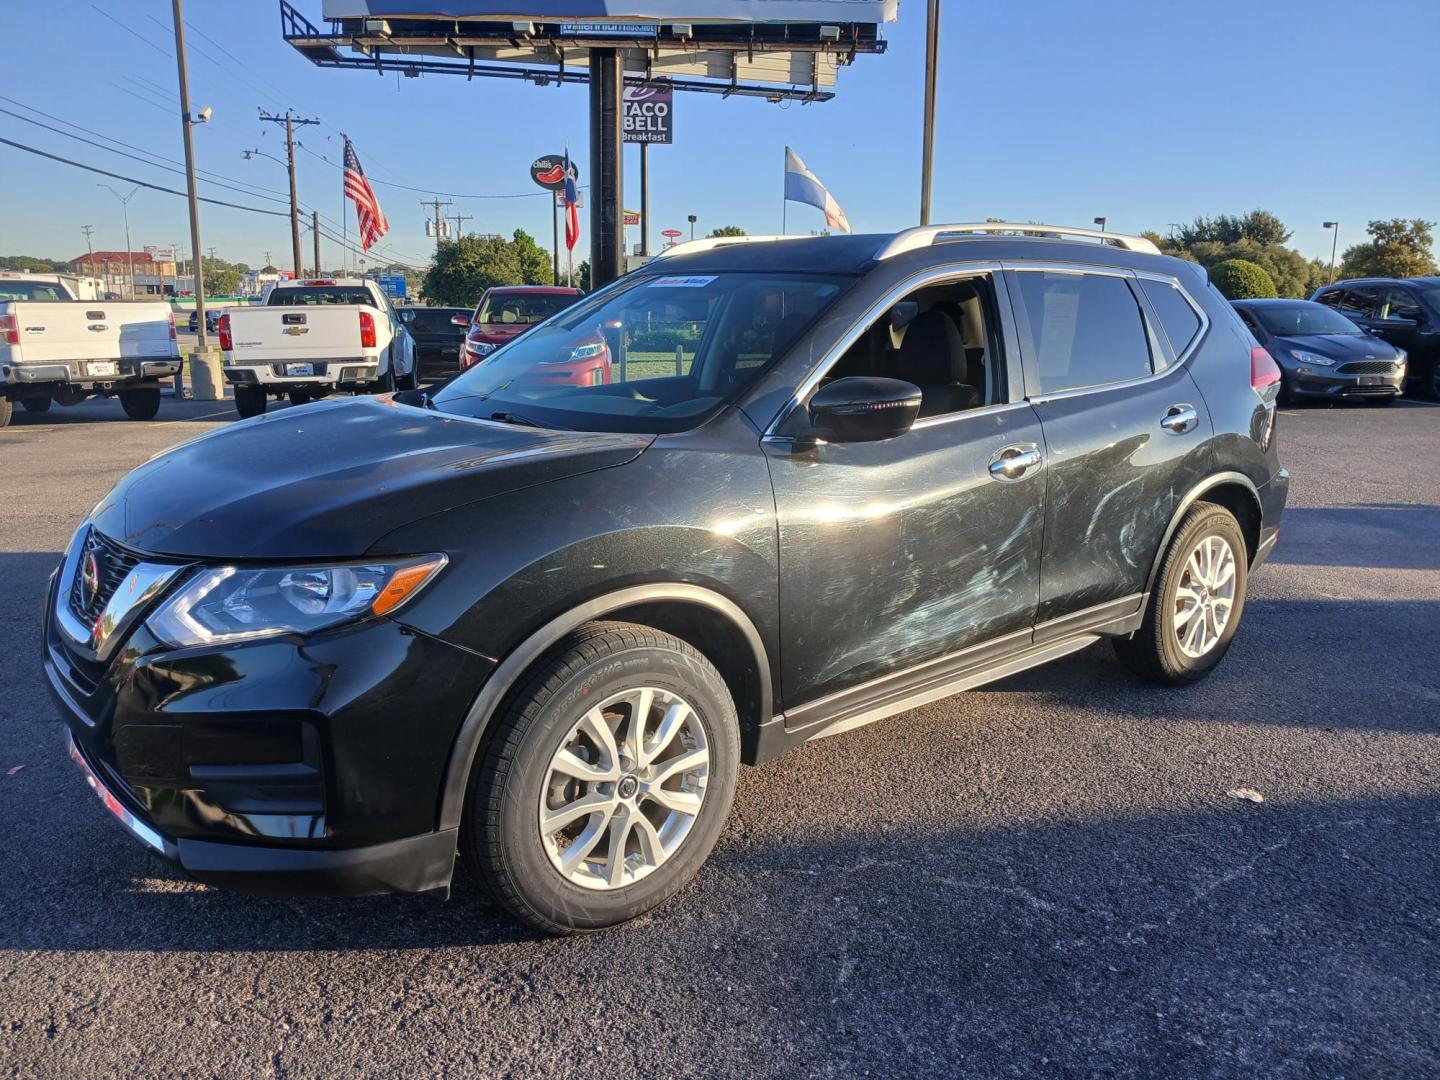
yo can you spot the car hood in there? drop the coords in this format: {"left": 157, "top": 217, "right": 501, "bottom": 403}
{"left": 1273, "top": 333, "right": 1402, "bottom": 361}
{"left": 472, "top": 323, "right": 529, "bottom": 344}
{"left": 89, "top": 396, "right": 651, "bottom": 559}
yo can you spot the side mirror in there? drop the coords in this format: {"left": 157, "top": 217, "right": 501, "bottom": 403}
{"left": 450, "top": 313, "right": 470, "bottom": 328}
{"left": 808, "top": 376, "right": 921, "bottom": 443}
{"left": 398, "top": 310, "right": 415, "bottom": 323}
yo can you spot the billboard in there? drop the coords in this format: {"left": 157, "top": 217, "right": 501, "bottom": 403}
{"left": 623, "top": 81, "right": 671, "bottom": 144}
{"left": 323, "top": 2, "right": 897, "bottom": 21}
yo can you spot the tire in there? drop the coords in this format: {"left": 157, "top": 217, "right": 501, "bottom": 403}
{"left": 234, "top": 385, "right": 268, "bottom": 419}
{"left": 287, "top": 389, "right": 312, "bottom": 406}
{"left": 463, "top": 621, "right": 740, "bottom": 934}
{"left": 396, "top": 368, "right": 417, "bottom": 392}
{"left": 119, "top": 387, "right": 161, "bottom": 421}
{"left": 22, "top": 395, "right": 52, "bottom": 413}
{"left": 371, "top": 365, "right": 396, "bottom": 395}
{"left": 1114, "top": 503, "right": 1249, "bottom": 685}
{"left": 0, "top": 397, "right": 11, "bottom": 429}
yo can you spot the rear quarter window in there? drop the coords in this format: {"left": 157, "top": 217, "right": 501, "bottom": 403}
{"left": 1139, "top": 279, "right": 1203, "bottom": 357}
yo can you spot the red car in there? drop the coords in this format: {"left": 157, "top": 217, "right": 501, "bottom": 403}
{"left": 458, "top": 286, "right": 584, "bottom": 370}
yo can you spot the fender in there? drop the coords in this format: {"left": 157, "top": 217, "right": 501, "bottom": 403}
{"left": 435, "top": 582, "right": 773, "bottom": 832}
{"left": 1142, "top": 471, "right": 1262, "bottom": 597}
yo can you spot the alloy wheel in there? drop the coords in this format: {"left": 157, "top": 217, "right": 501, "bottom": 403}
{"left": 1174, "top": 534, "right": 1237, "bottom": 659}
{"left": 539, "top": 687, "right": 709, "bottom": 891}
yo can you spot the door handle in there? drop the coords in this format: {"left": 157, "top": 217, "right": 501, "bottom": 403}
{"left": 1160, "top": 404, "right": 1198, "bottom": 435}
{"left": 988, "top": 444, "right": 1042, "bottom": 481}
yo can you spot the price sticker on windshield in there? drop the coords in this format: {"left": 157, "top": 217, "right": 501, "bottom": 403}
{"left": 650, "top": 276, "right": 716, "bottom": 288}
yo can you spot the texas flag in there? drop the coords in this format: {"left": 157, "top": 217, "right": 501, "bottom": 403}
{"left": 563, "top": 148, "right": 580, "bottom": 252}
{"left": 784, "top": 147, "right": 851, "bottom": 234}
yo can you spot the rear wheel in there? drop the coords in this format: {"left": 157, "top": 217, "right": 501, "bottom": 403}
{"left": 21, "top": 395, "right": 51, "bottom": 413}
{"left": 234, "top": 385, "right": 268, "bottom": 419}
{"left": 464, "top": 621, "right": 739, "bottom": 934}
{"left": 119, "top": 387, "right": 161, "bottom": 421}
{"left": 1114, "top": 503, "right": 1249, "bottom": 685}
{"left": 396, "top": 368, "right": 417, "bottom": 392}
{"left": 0, "top": 398, "right": 11, "bottom": 428}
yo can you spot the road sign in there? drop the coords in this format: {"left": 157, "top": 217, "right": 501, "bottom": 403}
{"left": 144, "top": 245, "right": 178, "bottom": 261}
{"left": 379, "top": 275, "right": 407, "bottom": 299}
{"left": 623, "top": 209, "right": 641, "bottom": 226}
{"left": 530, "top": 154, "right": 580, "bottom": 192}
{"left": 623, "top": 81, "right": 672, "bottom": 144}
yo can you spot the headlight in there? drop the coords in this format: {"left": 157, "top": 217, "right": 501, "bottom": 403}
{"left": 147, "top": 556, "right": 446, "bottom": 648}
{"left": 1394, "top": 350, "right": 1407, "bottom": 367}
{"left": 1289, "top": 349, "right": 1335, "bottom": 367}
{"left": 469, "top": 341, "right": 497, "bottom": 356}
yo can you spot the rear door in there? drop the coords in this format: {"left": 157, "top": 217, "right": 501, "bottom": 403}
{"left": 1005, "top": 265, "right": 1213, "bottom": 626}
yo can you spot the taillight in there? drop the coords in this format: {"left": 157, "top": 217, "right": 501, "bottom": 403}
{"left": 168, "top": 312, "right": 177, "bottom": 341}
{"left": 359, "top": 310, "right": 376, "bottom": 349}
{"left": 217, "top": 313, "right": 232, "bottom": 351}
{"left": 1250, "top": 346, "right": 1281, "bottom": 393}
{"left": 0, "top": 314, "right": 17, "bottom": 346}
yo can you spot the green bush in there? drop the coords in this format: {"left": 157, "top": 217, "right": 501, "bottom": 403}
{"left": 1210, "top": 259, "right": 1277, "bottom": 300}
{"left": 627, "top": 327, "right": 700, "bottom": 353}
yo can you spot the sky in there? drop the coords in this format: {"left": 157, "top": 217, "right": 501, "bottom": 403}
{"left": 3, "top": 0, "right": 1437, "bottom": 272}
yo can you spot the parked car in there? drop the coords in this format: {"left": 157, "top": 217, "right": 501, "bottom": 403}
{"left": 187, "top": 308, "right": 221, "bottom": 334}
{"left": 1231, "top": 298, "right": 1406, "bottom": 404}
{"left": 0, "top": 271, "right": 179, "bottom": 427}
{"left": 460, "top": 285, "right": 583, "bottom": 369}
{"left": 46, "top": 225, "right": 1287, "bottom": 934}
{"left": 1310, "top": 277, "right": 1440, "bottom": 399}
{"left": 397, "top": 305, "right": 470, "bottom": 381}
{"left": 218, "top": 278, "right": 417, "bottom": 417}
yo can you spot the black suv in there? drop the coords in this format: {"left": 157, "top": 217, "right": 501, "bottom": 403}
{"left": 45, "top": 225, "right": 1288, "bottom": 934}
{"left": 1311, "top": 277, "right": 1440, "bottom": 398}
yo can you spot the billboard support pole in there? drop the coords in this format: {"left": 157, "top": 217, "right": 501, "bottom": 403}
{"left": 919, "top": 0, "right": 940, "bottom": 225}
{"left": 589, "top": 48, "right": 624, "bottom": 288}
{"left": 639, "top": 142, "right": 650, "bottom": 257}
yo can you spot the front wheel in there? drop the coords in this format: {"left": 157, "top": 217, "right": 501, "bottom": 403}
{"left": 1114, "top": 503, "right": 1249, "bottom": 685}
{"left": 463, "top": 621, "right": 740, "bottom": 934}
{"left": 119, "top": 387, "right": 161, "bottom": 421}
{"left": 234, "top": 385, "right": 268, "bottom": 419}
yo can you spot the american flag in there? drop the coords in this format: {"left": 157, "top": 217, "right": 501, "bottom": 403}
{"left": 562, "top": 149, "right": 579, "bottom": 252}
{"left": 343, "top": 138, "right": 389, "bottom": 251}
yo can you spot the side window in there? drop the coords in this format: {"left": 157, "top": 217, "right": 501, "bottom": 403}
{"left": 826, "top": 275, "right": 1007, "bottom": 419}
{"left": 1139, "top": 278, "right": 1203, "bottom": 357}
{"left": 1313, "top": 289, "right": 1343, "bottom": 309}
{"left": 1334, "top": 287, "right": 1378, "bottom": 319}
{"left": 1234, "top": 307, "right": 1262, "bottom": 335}
{"left": 1381, "top": 288, "right": 1423, "bottom": 321}
{"left": 1010, "top": 271, "right": 1152, "bottom": 396}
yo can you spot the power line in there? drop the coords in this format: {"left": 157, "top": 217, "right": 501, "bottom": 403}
{"left": 0, "top": 135, "right": 290, "bottom": 218}
{"left": 297, "top": 141, "right": 555, "bottom": 201}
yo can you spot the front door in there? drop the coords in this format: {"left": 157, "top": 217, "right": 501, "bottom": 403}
{"left": 764, "top": 271, "right": 1046, "bottom": 710}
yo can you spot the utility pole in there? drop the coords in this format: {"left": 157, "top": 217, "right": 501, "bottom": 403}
{"left": 172, "top": 0, "right": 210, "bottom": 354}
{"left": 259, "top": 109, "right": 319, "bottom": 278}
{"left": 81, "top": 225, "right": 96, "bottom": 287}
{"left": 919, "top": 0, "right": 940, "bottom": 225}
{"left": 449, "top": 213, "right": 472, "bottom": 240}
{"left": 421, "top": 198, "right": 452, "bottom": 248}
{"left": 313, "top": 210, "right": 322, "bottom": 275}
{"left": 98, "top": 185, "right": 138, "bottom": 298}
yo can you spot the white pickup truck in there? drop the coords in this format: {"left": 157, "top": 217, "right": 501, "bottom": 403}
{"left": 0, "top": 272, "right": 179, "bottom": 428}
{"left": 219, "top": 277, "right": 416, "bottom": 418}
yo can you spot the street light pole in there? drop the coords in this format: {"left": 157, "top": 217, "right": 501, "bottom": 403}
{"left": 1323, "top": 221, "right": 1339, "bottom": 284}
{"left": 99, "top": 185, "right": 139, "bottom": 298}
{"left": 171, "top": 0, "right": 209, "bottom": 349}
{"left": 919, "top": 0, "right": 940, "bottom": 225}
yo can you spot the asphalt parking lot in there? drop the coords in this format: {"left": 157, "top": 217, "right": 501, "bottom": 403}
{"left": 1, "top": 396, "right": 1437, "bottom": 1079}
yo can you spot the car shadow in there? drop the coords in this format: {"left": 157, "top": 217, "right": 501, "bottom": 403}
{"left": 1267, "top": 504, "right": 1440, "bottom": 570}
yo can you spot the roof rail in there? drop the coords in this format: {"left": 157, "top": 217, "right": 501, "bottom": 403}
{"left": 875, "top": 223, "right": 1161, "bottom": 261}
{"left": 651, "top": 234, "right": 802, "bottom": 260}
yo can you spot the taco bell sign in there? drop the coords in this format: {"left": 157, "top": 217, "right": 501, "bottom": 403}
{"left": 623, "top": 82, "right": 672, "bottom": 145}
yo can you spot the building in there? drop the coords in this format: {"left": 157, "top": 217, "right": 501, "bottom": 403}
{"left": 68, "top": 251, "right": 180, "bottom": 297}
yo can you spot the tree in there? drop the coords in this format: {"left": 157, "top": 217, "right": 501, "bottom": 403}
{"left": 575, "top": 260, "right": 591, "bottom": 292}
{"left": 1210, "top": 259, "right": 1277, "bottom": 300}
{"left": 1340, "top": 219, "right": 1438, "bottom": 279}
{"left": 511, "top": 229, "right": 554, "bottom": 285}
{"left": 206, "top": 265, "right": 243, "bottom": 296}
{"left": 1177, "top": 209, "right": 1291, "bottom": 248}
{"left": 0, "top": 254, "right": 67, "bottom": 271}
{"left": 422, "top": 234, "right": 533, "bottom": 306}
{"left": 708, "top": 225, "right": 746, "bottom": 238}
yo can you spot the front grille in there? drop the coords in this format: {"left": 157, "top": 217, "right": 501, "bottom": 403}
{"left": 69, "top": 528, "right": 142, "bottom": 626}
{"left": 1336, "top": 361, "right": 1395, "bottom": 375}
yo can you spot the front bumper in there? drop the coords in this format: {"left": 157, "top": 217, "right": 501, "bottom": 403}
{"left": 43, "top": 542, "right": 492, "bottom": 896}
{"left": 1285, "top": 363, "right": 1405, "bottom": 400}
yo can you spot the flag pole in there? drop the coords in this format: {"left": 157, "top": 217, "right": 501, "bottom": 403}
{"left": 781, "top": 146, "right": 788, "bottom": 235}
{"left": 341, "top": 134, "right": 348, "bottom": 275}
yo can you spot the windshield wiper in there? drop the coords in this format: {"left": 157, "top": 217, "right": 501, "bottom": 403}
{"left": 489, "top": 410, "right": 562, "bottom": 430}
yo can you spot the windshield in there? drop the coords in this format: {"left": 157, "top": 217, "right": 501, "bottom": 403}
{"left": 268, "top": 286, "right": 375, "bottom": 307}
{"left": 429, "top": 272, "right": 849, "bottom": 434}
{"left": 476, "top": 292, "right": 580, "bottom": 325}
{"left": 404, "top": 308, "right": 468, "bottom": 333}
{"left": 1253, "top": 303, "right": 1363, "bottom": 337}
{"left": 0, "top": 280, "right": 70, "bottom": 301}
{"left": 1420, "top": 288, "right": 1440, "bottom": 314}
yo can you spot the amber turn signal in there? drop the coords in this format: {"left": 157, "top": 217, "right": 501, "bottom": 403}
{"left": 371, "top": 558, "right": 446, "bottom": 617}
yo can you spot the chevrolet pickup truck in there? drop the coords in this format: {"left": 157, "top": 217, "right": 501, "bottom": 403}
{"left": 218, "top": 278, "right": 416, "bottom": 418}
{"left": 0, "top": 272, "right": 179, "bottom": 427}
